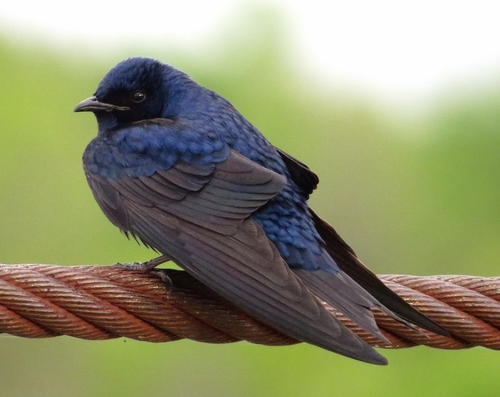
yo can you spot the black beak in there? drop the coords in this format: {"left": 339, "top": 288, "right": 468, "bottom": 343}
{"left": 74, "top": 96, "right": 130, "bottom": 113}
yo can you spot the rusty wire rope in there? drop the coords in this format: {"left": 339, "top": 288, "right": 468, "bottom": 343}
{"left": 1, "top": 263, "right": 500, "bottom": 350}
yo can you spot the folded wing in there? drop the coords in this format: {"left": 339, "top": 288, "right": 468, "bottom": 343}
{"left": 277, "top": 147, "right": 448, "bottom": 336}
{"left": 87, "top": 148, "right": 387, "bottom": 364}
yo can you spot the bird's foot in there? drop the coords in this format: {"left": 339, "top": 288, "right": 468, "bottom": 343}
{"left": 112, "top": 255, "right": 173, "bottom": 289}
{"left": 112, "top": 255, "right": 170, "bottom": 272}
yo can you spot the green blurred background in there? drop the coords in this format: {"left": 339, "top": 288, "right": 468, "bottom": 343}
{"left": 1, "top": 4, "right": 500, "bottom": 397}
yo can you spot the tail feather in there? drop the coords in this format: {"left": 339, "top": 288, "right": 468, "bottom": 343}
{"left": 310, "top": 209, "right": 449, "bottom": 337}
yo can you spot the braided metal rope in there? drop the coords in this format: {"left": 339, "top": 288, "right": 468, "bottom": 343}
{"left": 1, "top": 264, "right": 499, "bottom": 350}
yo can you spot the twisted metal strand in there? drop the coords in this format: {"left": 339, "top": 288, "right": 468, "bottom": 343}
{"left": 0, "top": 264, "right": 499, "bottom": 350}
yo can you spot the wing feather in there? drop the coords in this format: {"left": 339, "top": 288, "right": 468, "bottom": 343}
{"left": 310, "top": 210, "right": 448, "bottom": 336}
{"left": 87, "top": 148, "right": 387, "bottom": 363}
{"left": 276, "top": 146, "right": 448, "bottom": 337}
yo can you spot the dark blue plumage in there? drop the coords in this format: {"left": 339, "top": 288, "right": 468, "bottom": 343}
{"left": 75, "top": 57, "right": 446, "bottom": 364}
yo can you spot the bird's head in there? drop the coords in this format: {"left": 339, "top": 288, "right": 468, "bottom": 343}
{"left": 74, "top": 57, "right": 171, "bottom": 131}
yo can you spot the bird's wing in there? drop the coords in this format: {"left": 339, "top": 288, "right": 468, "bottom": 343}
{"left": 293, "top": 267, "right": 387, "bottom": 341}
{"left": 277, "top": 147, "right": 448, "bottom": 336}
{"left": 310, "top": 211, "right": 448, "bottom": 336}
{"left": 275, "top": 147, "right": 319, "bottom": 198}
{"left": 87, "top": 148, "right": 386, "bottom": 364}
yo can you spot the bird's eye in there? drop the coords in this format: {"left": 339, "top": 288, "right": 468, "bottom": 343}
{"left": 131, "top": 90, "right": 146, "bottom": 103}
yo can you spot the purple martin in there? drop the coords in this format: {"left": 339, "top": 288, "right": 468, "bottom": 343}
{"left": 75, "top": 57, "right": 446, "bottom": 364}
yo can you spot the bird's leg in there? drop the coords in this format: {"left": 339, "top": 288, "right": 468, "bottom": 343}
{"left": 141, "top": 255, "right": 171, "bottom": 270}
{"left": 112, "top": 255, "right": 173, "bottom": 288}
{"left": 113, "top": 254, "right": 170, "bottom": 271}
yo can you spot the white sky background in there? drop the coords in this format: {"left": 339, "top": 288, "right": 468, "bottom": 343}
{"left": 1, "top": 0, "right": 500, "bottom": 106}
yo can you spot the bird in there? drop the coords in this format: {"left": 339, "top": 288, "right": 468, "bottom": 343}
{"left": 74, "top": 57, "right": 447, "bottom": 365}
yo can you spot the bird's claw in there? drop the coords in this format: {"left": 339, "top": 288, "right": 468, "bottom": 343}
{"left": 112, "top": 255, "right": 173, "bottom": 289}
{"left": 112, "top": 254, "right": 170, "bottom": 272}
{"left": 151, "top": 269, "right": 173, "bottom": 291}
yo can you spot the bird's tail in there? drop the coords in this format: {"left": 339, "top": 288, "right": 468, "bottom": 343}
{"left": 309, "top": 209, "right": 449, "bottom": 337}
